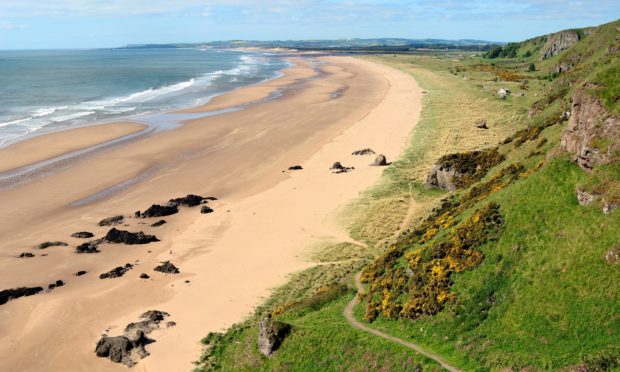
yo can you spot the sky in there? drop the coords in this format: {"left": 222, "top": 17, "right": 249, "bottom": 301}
{"left": 0, "top": 0, "right": 619, "bottom": 49}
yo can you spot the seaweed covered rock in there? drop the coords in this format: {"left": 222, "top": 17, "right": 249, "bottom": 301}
{"left": 426, "top": 148, "right": 505, "bottom": 191}
{"left": 98, "top": 215, "right": 124, "bottom": 226}
{"left": 139, "top": 204, "right": 178, "bottom": 218}
{"left": 168, "top": 194, "right": 206, "bottom": 207}
{"left": 153, "top": 261, "right": 179, "bottom": 274}
{"left": 71, "top": 231, "right": 94, "bottom": 239}
{"left": 100, "top": 264, "right": 134, "bottom": 279}
{"left": 104, "top": 228, "right": 159, "bottom": 245}
{"left": 561, "top": 89, "right": 620, "bottom": 170}
{"left": 0, "top": 286, "right": 44, "bottom": 305}
{"left": 36, "top": 241, "right": 68, "bottom": 249}
{"left": 257, "top": 315, "right": 291, "bottom": 357}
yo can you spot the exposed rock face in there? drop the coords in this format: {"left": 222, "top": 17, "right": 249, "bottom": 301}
{"left": 200, "top": 206, "right": 214, "bottom": 214}
{"left": 139, "top": 204, "right": 178, "bottom": 218}
{"left": 0, "top": 286, "right": 44, "bottom": 305}
{"left": 257, "top": 315, "right": 291, "bottom": 357}
{"left": 76, "top": 240, "right": 101, "bottom": 254}
{"left": 168, "top": 194, "right": 206, "bottom": 207}
{"left": 104, "top": 228, "right": 159, "bottom": 245}
{"left": 153, "top": 261, "right": 179, "bottom": 274}
{"left": 540, "top": 30, "right": 580, "bottom": 60}
{"left": 150, "top": 220, "right": 166, "bottom": 227}
{"left": 372, "top": 154, "right": 388, "bottom": 166}
{"left": 426, "top": 148, "right": 505, "bottom": 191}
{"left": 36, "top": 241, "right": 68, "bottom": 249}
{"left": 95, "top": 310, "right": 170, "bottom": 366}
{"left": 352, "top": 148, "right": 375, "bottom": 155}
{"left": 561, "top": 89, "right": 620, "bottom": 170}
{"left": 72, "top": 231, "right": 94, "bottom": 239}
{"left": 100, "top": 264, "right": 134, "bottom": 279}
{"left": 99, "top": 215, "right": 124, "bottom": 226}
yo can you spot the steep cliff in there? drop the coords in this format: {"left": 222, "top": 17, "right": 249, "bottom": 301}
{"left": 540, "top": 30, "right": 580, "bottom": 60}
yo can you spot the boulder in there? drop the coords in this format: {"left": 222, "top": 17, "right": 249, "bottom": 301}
{"left": 76, "top": 240, "right": 101, "bottom": 254}
{"left": 288, "top": 165, "right": 303, "bottom": 170}
{"left": 75, "top": 270, "right": 87, "bottom": 276}
{"left": 0, "top": 286, "right": 44, "bottom": 305}
{"left": 36, "top": 241, "right": 68, "bottom": 249}
{"left": 98, "top": 215, "right": 124, "bottom": 226}
{"left": 561, "top": 89, "right": 620, "bottom": 170}
{"left": 71, "top": 231, "right": 94, "bottom": 239}
{"left": 330, "top": 162, "right": 354, "bottom": 174}
{"left": 371, "top": 154, "right": 388, "bottom": 166}
{"left": 168, "top": 194, "right": 206, "bottom": 207}
{"left": 104, "top": 228, "right": 159, "bottom": 245}
{"left": 139, "top": 273, "right": 150, "bottom": 279}
{"left": 257, "top": 315, "right": 291, "bottom": 357}
{"left": 153, "top": 261, "right": 180, "bottom": 274}
{"left": 18, "top": 252, "right": 35, "bottom": 258}
{"left": 476, "top": 120, "right": 489, "bottom": 129}
{"left": 352, "top": 148, "right": 375, "bottom": 155}
{"left": 95, "top": 336, "right": 133, "bottom": 365}
{"left": 139, "top": 204, "right": 178, "bottom": 218}
{"left": 100, "top": 264, "right": 134, "bottom": 279}
{"left": 150, "top": 220, "right": 166, "bottom": 227}
{"left": 200, "top": 206, "right": 214, "bottom": 214}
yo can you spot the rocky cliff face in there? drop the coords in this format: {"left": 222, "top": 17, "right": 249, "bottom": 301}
{"left": 561, "top": 89, "right": 620, "bottom": 170}
{"left": 540, "top": 30, "right": 580, "bottom": 60}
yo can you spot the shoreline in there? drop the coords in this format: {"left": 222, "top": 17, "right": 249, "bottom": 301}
{"left": 0, "top": 55, "right": 422, "bottom": 371}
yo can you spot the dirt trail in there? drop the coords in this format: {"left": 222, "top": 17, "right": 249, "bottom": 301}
{"left": 343, "top": 272, "right": 462, "bottom": 372}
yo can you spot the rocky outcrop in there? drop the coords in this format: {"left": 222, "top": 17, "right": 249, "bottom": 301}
{"left": 0, "top": 286, "right": 44, "bottom": 305}
{"left": 540, "top": 30, "right": 580, "bottom": 60}
{"left": 352, "top": 148, "right": 375, "bottom": 155}
{"left": 72, "top": 231, "right": 94, "bottom": 239}
{"left": 104, "top": 228, "right": 159, "bottom": 245}
{"left": 561, "top": 89, "right": 620, "bottom": 170}
{"left": 168, "top": 194, "right": 206, "bottom": 207}
{"left": 36, "top": 241, "right": 68, "bottom": 249}
{"left": 426, "top": 148, "right": 505, "bottom": 191}
{"left": 153, "top": 261, "right": 179, "bottom": 274}
{"left": 139, "top": 204, "right": 178, "bottom": 218}
{"left": 99, "top": 215, "right": 124, "bottom": 226}
{"left": 258, "top": 315, "right": 291, "bottom": 356}
{"left": 100, "top": 264, "right": 134, "bottom": 279}
{"left": 371, "top": 154, "right": 388, "bottom": 166}
{"left": 95, "top": 310, "right": 171, "bottom": 367}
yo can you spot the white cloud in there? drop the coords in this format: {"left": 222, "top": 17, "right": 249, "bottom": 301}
{"left": 0, "top": 19, "right": 28, "bottom": 29}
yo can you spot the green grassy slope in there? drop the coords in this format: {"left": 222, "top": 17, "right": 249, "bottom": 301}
{"left": 195, "top": 20, "right": 619, "bottom": 371}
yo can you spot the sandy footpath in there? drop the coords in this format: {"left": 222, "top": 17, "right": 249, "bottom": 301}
{"left": 0, "top": 55, "right": 421, "bottom": 371}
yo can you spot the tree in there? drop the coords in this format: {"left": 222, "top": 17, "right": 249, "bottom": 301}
{"left": 528, "top": 63, "right": 536, "bottom": 72}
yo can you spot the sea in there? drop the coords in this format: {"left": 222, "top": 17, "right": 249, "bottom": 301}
{"left": 0, "top": 48, "right": 289, "bottom": 147}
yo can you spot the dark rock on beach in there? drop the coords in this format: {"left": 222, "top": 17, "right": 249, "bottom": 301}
{"left": 204, "top": 196, "right": 218, "bottom": 201}
{"left": 95, "top": 335, "right": 135, "bottom": 365}
{"left": 104, "top": 228, "right": 159, "bottom": 245}
{"left": 139, "top": 273, "right": 150, "bottom": 279}
{"left": 100, "top": 264, "right": 134, "bottom": 279}
{"left": 200, "top": 206, "right": 214, "bottom": 214}
{"left": 139, "top": 204, "right": 178, "bottom": 218}
{"left": 99, "top": 215, "right": 124, "bottom": 227}
{"left": 76, "top": 240, "right": 102, "bottom": 254}
{"left": 288, "top": 165, "right": 303, "bottom": 170}
{"left": 0, "top": 286, "right": 44, "bottom": 305}
{"left": 371, "top": 154, "right": 388, "bottom": 166}
{"left": 75, "top": 270, "right": 87, "bottom": 276}
{"left": 18, "top": 252, "right": 35, "bottom": 258}
{"left": 331, "top": 161, "right": 354, "bottom": 174}
{"left": 258, "top": 315, "right": 291, "bottom": 357}
{"left": 154, "top": 261, "right": 180, "bottom": 274}
{"left": 71, "top": 231, "right": 94, "bottom": 239}
{"left": 36, "top": 241, "right": 68, "bottom": 249}
{"left": 151, "top": 220, "right": 166, "bottom": 227}
{"left": 169, "top": 194, "right": 206, "bottom": 207}
{"left": 352, "top": 148, "right": 375, "bottom": 155}
{"left": 48, "top": 280, "right": 65, "bottom": 290}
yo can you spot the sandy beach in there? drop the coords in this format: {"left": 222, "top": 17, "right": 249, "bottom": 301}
{"left": 0, "top": 55, "right": 421, "bottom": 371}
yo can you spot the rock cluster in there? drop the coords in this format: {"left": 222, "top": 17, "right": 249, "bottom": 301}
{"left": 95, "top": 310, "right": 171, "bottom": 367}
{"left": 153, "top": 261, "right": 180, "bottom": 274}
{"left": 76, "top": 240, "right": 101, "bottom": 254}
{"left": 168, "top": 194, "right": 207, "bottom": 207}
{"left": 104, "top": 228, "right": 159, "bottom": 245}
{"left": 0, "top": 286, "right": 44, "bottom": 305}
{"left": 138, "top": 204, "right": 178, "bottom": 218}
{"left": 257, "top": 315, "right": 291, "bottom": 357}
{"left": 48, "top": 280, "right": 64, "bottom": 290}
{"left": 331, "top": 162, "right": 354, "bottom": 174}
{"left": 100, "top": 264, "right": 134, "bottom": 279}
